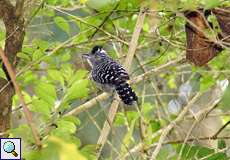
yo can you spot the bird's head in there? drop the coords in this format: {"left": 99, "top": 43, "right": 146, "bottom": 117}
{"left": 82, "top": 45, "right": 108, "bottom": 67}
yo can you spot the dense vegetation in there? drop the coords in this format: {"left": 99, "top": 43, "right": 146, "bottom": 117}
{"left": 0, "top": 0, "right": 230, "bottom": 159}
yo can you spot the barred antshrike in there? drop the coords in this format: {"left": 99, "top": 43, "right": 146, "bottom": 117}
{"left": 82, "top": 46, "right": 138, "bottom": 105}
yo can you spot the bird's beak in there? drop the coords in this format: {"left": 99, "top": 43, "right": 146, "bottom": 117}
{"left": 82, "top": 53, "right": 90, "bottom": 59}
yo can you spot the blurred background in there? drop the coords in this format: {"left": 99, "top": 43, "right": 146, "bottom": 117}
{"left": 0, "top": 0, "right": 230, "bottom": 159}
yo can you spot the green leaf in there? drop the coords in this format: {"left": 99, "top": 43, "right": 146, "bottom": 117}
{"left": 200, "top": 75, "right": 215, "bottom": 92}
{"left": 167, "top": 75, "right": 176, "bottom": 89}
{"left": 47, "top": 136, "right": 86, "bottom": 160}
{"left": 10, "top": 124, "right": 35, "bottom": 144}
{"left": 52, "top": 119, "right": 77, "bottom": 135}
{"left": 80, "top": 0, "right": 88, "bottom": 4}
{"left": 69, "top": 70, "right": 89, "bottom": 86}
{"left": 114, "top": 112, "right": 126, "bottom": 126}
{"left": 81, "top": 145, "right": 97, "bottom": 160}
{"left": 0, "top": 67, "right": 7, "bottom": 80}
{"left": 48, "top": 69, "right": 65, "bottom": 86}
{"left": 23, "top": 71, "right": 38, "bottom": 85}
{"left": 32, "top": 49, "right": 44, "bottom": 61}
{"left": 150, "top": 120, "right": 161, "bottom": 132}
{"left": 30, "top": 99, "right": 51, "bottom": 117}
{"left": 34, "top": 82, "right": 57, "bottom": 105}
{"left": 61, "top": 64, "right": 74, "bottom": 82}
{"left": 218, "top": 139, "right": 226, "bottom": 149}
{"left": 62, "top": 116, "right": 81, "bottom": 126}
{"left": 54, "top": 16, "right": 70, "bottom": 34}
{"left": 33, "top": 40, "right": 49, "bottom": 52}
{"left": 220, "top": 86, "right": 230, "bottom": 108}
{"left": 60, "top": 52, "right": 71, "bottom": 62}
{"left": 177, "top": 144, "right": 228, "bottom": 159}
{"left": 64, "top": 79, "right": 89, "bottom": 102}
{"left": 72, "top": 34, "right": 88, "bottom": 44}
{"left": 127, "top": 111, "right": 138, "bottom": 122}
{"left": 143, "top": 22, "right": 149, "bottom": 32}
{"left": 13, "top": 91, "right": 32, "bottom": 107}
{"left": 30, "top": 136, "right": 86, "bottom": 160}
{"left": 17, "top": 52, "right": 31, "bottom": 61}
{"left": 203, "top": 0, "right": 221, "bottom": 9}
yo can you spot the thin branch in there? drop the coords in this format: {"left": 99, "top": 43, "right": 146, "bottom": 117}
{"left": 46, "top": 4, "right": 129, "bottom": 46}
{"left": 149, "top": 93, "right": 202, "bottom": 160}
{"left": 131, "top": 57, "right": 186, "bottom": 84}
{"left": 64, "top": 57, "right": 185, "bottom": 117}
{"left": 96, "top": 7, "right": 147, "bottom": 159}
{"left": 89, "top": 3, "right": 120, "bottom": 39}
{"left": 212, "top": 120, "right": 230, "bottom": 138}
{"left": 0, "top": 48, "right": 42, "bottom": 148}
{"left": 64, "top": 93, "right": 110, "bottom": 116}
{"left": 154, "top": 136, "right": 230, "bottom": 146}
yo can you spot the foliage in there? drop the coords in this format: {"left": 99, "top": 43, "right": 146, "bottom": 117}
{"left": 0, "top": 0, "right": 229, "bottom": 159}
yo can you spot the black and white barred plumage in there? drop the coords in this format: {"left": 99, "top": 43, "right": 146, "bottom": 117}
{"left": 82, "top": 46, "right": 138, "bottom": 105}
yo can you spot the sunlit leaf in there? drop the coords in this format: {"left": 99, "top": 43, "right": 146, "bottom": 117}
{"left": 200, "top": 75, "right": 215, "bottom": 92}
{"left": 69, "top": 70, "right": 88, "bottom": 86}
{"left": 220, "top": 86, "right": 230, "bottom": 108}
{"left": 0, "top": 67, "right": 7, "bottom": 80}
{"left": 54, "top": 16, "right": 70, "bottom": 34}
{"left": 34, "top": 82, "right": 57, "bottom": 105}
{"left": 203, "top": 0, "right": 221, "bottom": 9}
{"left": 48, "top": 136, "right": 86, "bottom": 160}
{"left": 56, "top": 119, "right": 77, "bottom": 134}
{"left": 114, "top": 112, "right": 126, "bottom": 126}
{"left": 48, "top": 69, "right": 65, "bottom": 86}
{"left": 64, "top": 79, "right": 89, "bottom": 102}
{"left": 30, "top": 99, "right": 51, "bottom": 117}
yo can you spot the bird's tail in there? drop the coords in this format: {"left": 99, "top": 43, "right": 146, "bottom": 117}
{"left": 115, "top": 81, "right": 138, "bottom": 105}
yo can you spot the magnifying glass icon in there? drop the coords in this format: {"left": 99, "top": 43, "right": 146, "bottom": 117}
{"left": 3, "top": 141, "right": 18, "bottom": 157}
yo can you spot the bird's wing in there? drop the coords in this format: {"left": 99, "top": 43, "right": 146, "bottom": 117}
{"left": 92, "top": 60, "right": 129, "bottom": 85}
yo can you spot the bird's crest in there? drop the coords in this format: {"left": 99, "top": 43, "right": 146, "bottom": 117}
{"left": 91, "top": 45, "right": 103, "bottom": 54}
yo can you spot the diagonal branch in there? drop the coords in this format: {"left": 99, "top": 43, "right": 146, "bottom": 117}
{"left": 96, "top": 7, "right": 147, "bottom": 158}
{"left": 149, "top": 93, "right": 202, "bottom": 160}
{"left": 0, "top": 48, "right": 41, "bottom": 148}
{"left": 64, "top": 57, "right": 185, "bottom": 117}
{"left": 0, "top": 0, "right": 25, "bottom": 137}
{"left": 89, "top": 3, "right": 120, "bottom": 39}
{"left": 212, "top": 120, "right": 230, "bottom": 139}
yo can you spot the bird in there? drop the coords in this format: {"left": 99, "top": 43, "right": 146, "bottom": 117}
{"left": 82, "top": 45, "right": 138, "bottom": 105}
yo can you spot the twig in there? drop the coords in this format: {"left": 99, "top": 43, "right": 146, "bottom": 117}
{"left": 46, "top": 4, "right": 129, "bottom": 46}
{"left": 64, "top": 93, "right": 110, "bottom": 116}
{"left": 152, "top": 136, "right": 230, "bottom": 146}
{"left": 149, "top": 93, "right": 202, "bottom": 160}
{"left": 64, "top": 57, "right": 185, "bottom": 117}
{"left": 96, "top": 7, "right": 147, "bottom": 159}
{"left": 178, "top": 86, "right": 224, "bottom": 159}
{"left": 212, "top": 120, "right": 230, "bottom": 138}
{"left": 89, "top": 3, "right": 120, "bottom": 39}
{"left": 0, "top": 48, "right": 42, "bottom": 148}
{"left": 131, "top": 57, "right": 186, "bottom": 84}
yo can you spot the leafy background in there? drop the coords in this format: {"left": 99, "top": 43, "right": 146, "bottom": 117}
{"left": 0, "top": 0, "right": 230, "bottom": 159}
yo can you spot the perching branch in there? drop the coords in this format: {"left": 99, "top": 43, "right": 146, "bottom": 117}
{"left": 64, "top": 57, "right": 185, "bottom": 117}
{"left": 0, "top": 48, "right": 42, "bottom": 148}
{"left": 95, "top": 7, "right": 146, "bottom": 159}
